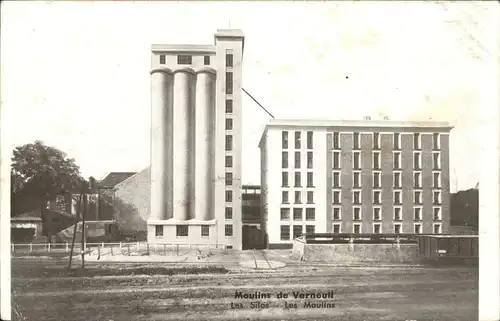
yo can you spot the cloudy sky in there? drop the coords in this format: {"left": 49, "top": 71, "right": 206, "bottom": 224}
{"left": 1, "top": 1, "right": 498, "bottom": 192}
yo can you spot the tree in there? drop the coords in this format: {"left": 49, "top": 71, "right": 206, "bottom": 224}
{"left": 11, "top": 141, "right": 86, "bottom": 240}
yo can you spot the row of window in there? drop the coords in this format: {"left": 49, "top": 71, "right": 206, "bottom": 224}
{"left": 281, "top": 172, "right": 315, "bottom": 188}
{"left": 280, "top": 208, "right": 316, "bottom": 221}
{"left": 280, "top": 222, "right": 443, "bottom": 240}
{"left": 331, "top": 206, "right": 442, "bottom": 221}
{"left": 330, "top": 171, "right": 442, "bottom": 189}
{"left": 281, "top": 151, "right": 314, "bottom": 169}
{"left": 330, "top": 190, "right": 442, "bottom": 205}
{"left": 158, "top": 53, "right": 234, "bottom": 67}
{"left": 155, "top": 224, "right": 234, "bottom": 237}
{"left": 224, "top": 52, "right": 234, "bottom": 220}
{"left": 330, "top": 132, "right": 442, "bottom": 151}
{"left": 281, "top": 190, "right": 315, "bottom": 204}
{"left": 282, "top": 131, "right": 314, "bottom": 150}
{"left": 330, "top": 151, "right": 441, "bottom": 170}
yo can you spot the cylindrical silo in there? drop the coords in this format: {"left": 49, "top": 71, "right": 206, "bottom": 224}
{"left": 172, "top": 68, "right": 195, "bottom": 221}
{"left": 150, "top": 67, "right": 173, "bottom": 221}
{"left": 194, "top": 68, "right": 217, "bottom": 221}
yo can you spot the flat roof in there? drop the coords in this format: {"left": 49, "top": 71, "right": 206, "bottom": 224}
{"left": 151, "top": 44, "right": 215, "bottom": 54}
{"left": 259, "top": 118, "right": 454, "bottom": 147}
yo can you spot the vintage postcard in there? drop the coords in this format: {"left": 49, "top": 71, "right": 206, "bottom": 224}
{"left": 1, "top": 1, "right": 499, "bottom": 321}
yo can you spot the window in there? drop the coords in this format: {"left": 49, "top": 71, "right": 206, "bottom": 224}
{"left": 353, "top": 133, "right": 360, "bottom": 150}
{"left": 282, "top": 131, "right": 289, "bottom": 149}
{"left": 333, "top": 152, "right": 340, "bottom": 169}
{"left": 282, "top": 172, "right": 289, "bottom": 187}
{"left": 294, "top": 152, "right": 301, "bottom": 168}
{"left": 433, "top": 223, "right": 442, "bottom": 234}
{"left": 433, "top": 172, "right": 441, "bottom": 188}
{"left": 433, "top": 133, "right": 440, "bottom": 150}
{"left": 373, "top": 223, "right": 382, "bottom": 234}
{"left": 353, "top": 191, "right": 361, "bottom": 204}
{"left": 433, "top": 191, "right": 441, "bottom": 205}
{"left": 394, "top": 191, "right": 401, "bottom": 205}
{"left": 307, "top": 191, "right": 314, "bottom": 204}
{"left": 394, "top": 224, "right": 402, "bottom": 234}
{"left": 433, "top": 152, "right": 441, "bottom": 170}
{"left": 333, "top": 207, "right": 341, "bottom": 220}
{"left": 414, "top": 152, "right": 421, "bottom": 169}
{"left": 282, "top": 152, "right": 288, "bottom": 168}
{"left": 176, "top": 225, "right": 188, "bottom": 237}
{"left": 413, "top": 133, "right": 421, "bottom": 150}
{"left": 295, "top": 132, "right": 301, "bottom": 149}
{"left": 201, "top": 225, "right": 210, "bottom": 237}
{"left": 307, "top": 131, "right": 313, "bottom": 149}
{"left": 414, "top": 172, "right": 422, "bottom": 188}
{"left": 294, "top": 172, "right": 301, "bottom": 187}
{"left": 373, "top": 172, "right": 381, "bottom": 188}
{"left": 333, "top": 223, "right": 341, "bottom": 234}
{"left": 225, "top": 207, "right": 233, "bottom": 220}
{"left": 225, "top": 190, "right": 232, "bottom": 202}
{"left": 373, "top": 152, "right": 380, "bottom": 169}
{"left": 394, "top": 207, "right": 402, "bottom": 221}
{"left": 353, "top": 207, "right": 361, "bottom": 221}
{"left": 177, "top": 55, "right": 192, "bottom": 64}
{"left": 353, "top": 172, "right": 361, "bottom": 188}
{"left": 204, "top": 56, "right": 210, "bottom": 65}
{"left": 373, "top": 191, "right": 381, "bottom": 204}
{"left": 293, "top": 225, "right": 303, "bottom": 239}
{"left": 414, "top": 224, "right": 422, "bottom": 234}
{"left": 225, "top": 172, "right": 233, "bottom": 186}
{"left": 159, "top": 55, "right": 166, "bottom": 64}
{"left": 333, "top": 132, "right": 340, "bottom": 149}
{"left": 353, "top": 152, "right": 361, "bottom": 169}
{"left": 307, "top": 152, "right": 313, "bottom": 169}
{"left": 225, "top": 135, "right": 233, "bottom": 151}
{"left": 225, "top": 72, "right": 233, "bottom": 94}
{"left": 394, "top": 172, "right": 401, "bottom": 188}
{"left": 225, "top": 99, "right": 233, "bottom": 113}
{"left": 155, "top": 225, "right": 163, "bottom": 237}
{"left": 294, "top": 191, "right": 301, "bottom": 204}
{"left": 373, "top": 133, "right": 380, "bottom": 150}
{"left": 280, "top": 225, "right": 290, "bottom": 240}
{"left": 280, "top": 208, "right": 290, "bottom": 220}
{"left": 414, "top": 191, "right": 422, "bottom": 204}
{"left": 393, "top": 133, "right": 400, "bottom": 149}
{"left": 306, "top": 225, "right": 315, "bottom": 235}
{"left": 333, "top": 172, "right": 340, "bottom": 188}
{"left": 394, "top": 152, "right": 401, "bottom": 169}
{"left": 282, "top": 191, "right": 289, "bottom": 204}
{"left": 373, "top": 207, "right": 381, "bottom": 221}
{"left": 307, "top": 172, "right": 314, "bottom": 187}
{"left": 226, "top": 53, "right": 233, "bottom": 67}
{"left": 225, "top": 224, "right": 233, "bottom": 236}
{"left": 226, "top": 118, "right": 233, "bottom": 130}
{"left": 306, "top": 208, "right": 315, "bottom": 221}
{"left": 225, "top": 156, "right": 233, "bottom": 168}
{"left": 433, "top": 207, "right": 442, "bottom": 220}
{"left": 414, "top": 207, "right": 422, "bottom": 221}
{"left": 353, "top": 224, "right": 361, "bottom": 234}
{"left": 333, "top": 191, "right": 341, "bottom": 204}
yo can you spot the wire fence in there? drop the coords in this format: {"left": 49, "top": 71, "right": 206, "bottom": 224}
{"left": 10, "top": 242, "right": 229, "bottom": 257}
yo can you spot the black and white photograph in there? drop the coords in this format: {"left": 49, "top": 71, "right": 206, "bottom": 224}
{"left": 1, "top": 1, "right": 499, "bottom": 321}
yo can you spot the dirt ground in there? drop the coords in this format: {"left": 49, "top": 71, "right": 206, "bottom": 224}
{"left": 11, "top": 255, "right": 478, "bottom": 321}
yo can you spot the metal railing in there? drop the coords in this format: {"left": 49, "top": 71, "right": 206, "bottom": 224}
{"left": 300, "top": 233, "right": 422, "bottom": 244}
{"left": 11, "top": 242, "right": 230, "bottom": 256}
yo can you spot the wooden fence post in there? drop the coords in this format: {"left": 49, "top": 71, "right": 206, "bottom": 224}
{"left": 30, "top": 243, "right": 33, "bottom": 253}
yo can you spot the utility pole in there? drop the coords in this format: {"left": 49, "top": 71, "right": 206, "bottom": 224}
{"left": 81, "top": 188, "right": 87, "bottom": 268}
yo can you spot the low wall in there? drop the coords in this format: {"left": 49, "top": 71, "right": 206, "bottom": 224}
{"left": 292, "top": 240, "right": 419, "bottom": 264}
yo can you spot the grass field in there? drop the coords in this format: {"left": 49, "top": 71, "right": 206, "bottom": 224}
{"left": 11, "top": 256, "right": 478, "bottom": 321}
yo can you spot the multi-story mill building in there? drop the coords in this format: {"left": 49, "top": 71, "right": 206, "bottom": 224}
{"left": 259, "top": 119, "right": 453, "bottom": 249}
{"left": 148, "top": 29, "right": 244, "bottom": 249}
